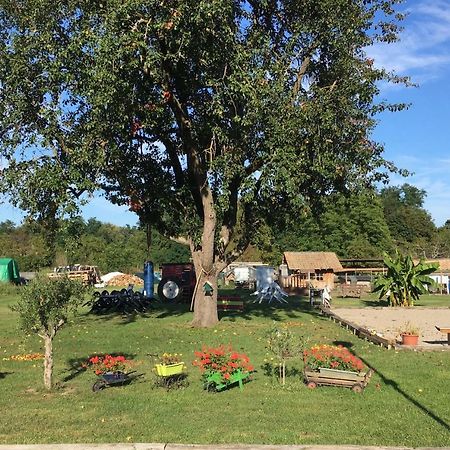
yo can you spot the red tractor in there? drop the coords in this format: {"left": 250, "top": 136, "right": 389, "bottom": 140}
{"left": 157, "top": 263, "right": 196, "bottom": 302}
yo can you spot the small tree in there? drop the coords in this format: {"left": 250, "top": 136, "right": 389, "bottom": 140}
{"left": 373, "top": 252, "right": 438, "bottom": 307}
{"left": 266, "top": 324, "right": 305, "bottom": 386}
{"left": 11, "top": 274, "right": 86, "bottom": 390}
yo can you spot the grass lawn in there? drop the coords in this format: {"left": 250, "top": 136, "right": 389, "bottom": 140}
{"left": 1, "top": 284, "right": 449, "bottom": 446}
{"left": 332, "top": 292, "right": 450, "bottom": 308}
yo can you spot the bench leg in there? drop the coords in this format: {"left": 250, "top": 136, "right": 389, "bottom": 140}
{"left": 447, "top": 333, "right": 450, "bottom": 345}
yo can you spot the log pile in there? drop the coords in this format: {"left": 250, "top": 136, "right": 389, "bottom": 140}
{"left": 106, "top": 274, "right": 144, "bottom": 287}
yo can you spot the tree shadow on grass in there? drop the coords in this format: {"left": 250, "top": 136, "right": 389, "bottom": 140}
{"left": 81, "top": 299, "right": 192, "bottom": 322}
{"left": 360, "top": 299, "right": 390, "bottom": 307}
{"left": 260, "top": 362, "right": 303, "bottom": 378}
{"left": 79, "top": 294, "right": 326, "bottom": 324}
{"left": 333, "top": 340, "right": 450, "bottom": 434}
{"left": 63, "top": 352, "right": 137, "bottom": 383}
{"left": 0, "top": 371, "right": 13, "bottom": 379}
{"left": 220, "top": 295, "right": 324, "bottom": 322}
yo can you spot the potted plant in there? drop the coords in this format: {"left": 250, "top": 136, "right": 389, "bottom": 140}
{"left": 193, "top": 345, "right": 255, "bottom": 392}
{"left": 398, "top": 322, "right": 420, "bottom": 346}
{"left": 303, "top": 345, "right": 371, "bottom": 392}
{"left": 154, "top": 353, "right": 185, "bottom": 377}
{"left": 83, "top": 354, "right": 132, "bottom": 391}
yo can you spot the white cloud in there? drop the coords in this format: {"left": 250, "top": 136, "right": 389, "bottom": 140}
{"left": 368, "top": 0, "right": 450, "bottom": 83}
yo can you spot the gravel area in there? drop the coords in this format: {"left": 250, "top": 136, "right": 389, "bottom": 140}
{"left": 331, "top": 307, "right": 450, "bottom": 348}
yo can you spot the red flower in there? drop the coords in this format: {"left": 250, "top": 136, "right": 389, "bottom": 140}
{"left": 303, "top": 345, "right": 365, "bottom": 372}
{"left": 193, "top": 345, "right": 254, "bottom": 386}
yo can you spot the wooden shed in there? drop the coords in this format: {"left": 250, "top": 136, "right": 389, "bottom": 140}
{"left": 281, "top": 252, "right": 343, "bottom": 291}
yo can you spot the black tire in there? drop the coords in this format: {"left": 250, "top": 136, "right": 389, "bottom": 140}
{"left": 205, "top": 381, "right": 217, "bottom": 392}
{"left": 92, "top": 380, "right": 106, "bottom": 392}
{"left": 158, "top": 277, "right": 184, "bottom": 302}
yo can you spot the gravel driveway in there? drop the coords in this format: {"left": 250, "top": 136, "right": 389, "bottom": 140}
{"left": 331, "top": 307, "right": 450, "bottom": 348}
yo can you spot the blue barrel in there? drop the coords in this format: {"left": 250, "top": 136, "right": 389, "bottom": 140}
{"left": 143, "top": 261, "right": 154, "bottom": 298}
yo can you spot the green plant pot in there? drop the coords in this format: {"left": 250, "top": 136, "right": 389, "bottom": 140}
{"left": 204, "top": 369, "right": 251, "bottom": 392}
{"left": 155, "top": 362, "right": 185, "bottom": 377}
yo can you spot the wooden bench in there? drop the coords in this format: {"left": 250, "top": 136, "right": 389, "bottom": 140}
{"left": 435, "top": 326, "right": 450, "bottom": 345}
{"left": 217, "top": 296, "right": 244, "bottom": 313}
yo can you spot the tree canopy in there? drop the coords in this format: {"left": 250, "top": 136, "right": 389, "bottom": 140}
{"left": 1, "top": 0, "right": 408, "bottom": 326}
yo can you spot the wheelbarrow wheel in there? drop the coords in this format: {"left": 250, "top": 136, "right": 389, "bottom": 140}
{"left": 307, "top": 381, "right": 317, "bottom": 389}
{"left": 351, "top": 383, "right": 363, "bottom": 393}
{"left": 205, "top": 381, "right": 217, "bottom": 393}
{"left": 92, "top": 379, "right": 106, "bottom": 392}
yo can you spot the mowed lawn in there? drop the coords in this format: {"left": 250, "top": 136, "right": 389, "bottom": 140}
{"left": 1, "top": 285, "right": 449, "bottom": 446}
{"left": 332, "top": 292, "right": 450, "bottom": 308}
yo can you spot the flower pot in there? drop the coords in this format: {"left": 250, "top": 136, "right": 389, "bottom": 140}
{"left": 204, "top": 369, "right": 251, "bottom": 392}
{"left": 318, "top": 367, "right": 363, "bottom": 381}
{"left": 401, "top": 334, "right": 419, "bottom": 345}
{"left": 304, "top": 367, "right": 372, "bottom": 392}
{"left": 155, "top": 362, "right": 185, "bottom": 376}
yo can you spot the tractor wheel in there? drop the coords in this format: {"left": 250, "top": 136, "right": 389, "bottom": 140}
{"left": 158, "top": 277, "right": 184, "bottom": 302}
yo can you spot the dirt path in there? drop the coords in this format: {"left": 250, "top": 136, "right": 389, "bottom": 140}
{"left": 331, "top": 307, "right": 450, "bottom": 347}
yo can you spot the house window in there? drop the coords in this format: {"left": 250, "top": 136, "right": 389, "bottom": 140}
{"left": 310, "top": 271, "right": 324, "bottom": 281}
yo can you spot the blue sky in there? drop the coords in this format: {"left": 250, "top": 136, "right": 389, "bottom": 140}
{"left": 1, "top": 0, "right": 449, "bottom": 227}
{"left": 370, "top": 0, "right": 450, "bottom": 226}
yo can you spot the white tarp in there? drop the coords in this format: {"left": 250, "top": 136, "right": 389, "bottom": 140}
{"left": 101, "top": 271, "right": 124, "bottom": 283}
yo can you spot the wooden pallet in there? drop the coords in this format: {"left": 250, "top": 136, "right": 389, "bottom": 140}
{"left": 48, "top": 270, "right": 97, "bottom": 286}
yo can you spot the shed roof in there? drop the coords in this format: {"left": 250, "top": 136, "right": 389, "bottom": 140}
{"left": 283, "top": 252, "right": 343, "bottom": 271}
{"left": 413, "top": 258, "right": 450, "bottom": 272}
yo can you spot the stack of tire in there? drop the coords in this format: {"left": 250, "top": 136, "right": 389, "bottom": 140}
{"left": 87, "top": 288, "right": 152, "bottom": 314}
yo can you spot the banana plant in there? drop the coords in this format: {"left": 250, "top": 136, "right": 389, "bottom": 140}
{"left": 373, "top": 252, "right": 439, "bottom": 306}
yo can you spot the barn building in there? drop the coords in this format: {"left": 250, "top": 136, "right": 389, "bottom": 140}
{"left": 280, "top": 251, "right": 343, "bottom": 292}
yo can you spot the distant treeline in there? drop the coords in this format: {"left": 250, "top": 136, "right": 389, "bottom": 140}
{"left": 0, "top": 218, "right": 190, "bottom": 273}
{"left": 1, "top": 184, "right": 449, "bottom": 272}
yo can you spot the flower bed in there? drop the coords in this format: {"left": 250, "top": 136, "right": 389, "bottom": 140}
{"left": 4, "top": 353, "right": 44, "bottom": 361}
{"left": 303, "top": 345, "right": 371, "bottom": 392}
{"left": 303, "top": 345, "right": 365, "bottom": 372}
{"left": 154, "top": 352, "right": 185, "bottom": 377}
{"left": 193, "top": 345, "right": 254, "bottom": 391}
{"left": 83, "top": 354, "right": 130, "bottom": 375}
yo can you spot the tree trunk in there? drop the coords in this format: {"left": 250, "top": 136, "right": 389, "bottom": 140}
{"left": 191, "top": 269, "right": 218, "bottom": 327}
{"left": 43, "top": 335, "right": 53, "bottom": 390}
{"left": 191, "top": 187, "right": 219, "bottom": 328}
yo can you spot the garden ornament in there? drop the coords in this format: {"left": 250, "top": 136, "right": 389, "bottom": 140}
{"left": 251, "top": 281, "right": 289, "bottom": 304}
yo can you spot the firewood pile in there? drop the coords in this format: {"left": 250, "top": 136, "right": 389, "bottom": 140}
{"left": 106, "top": 274, "right": 144, "bottom": 287}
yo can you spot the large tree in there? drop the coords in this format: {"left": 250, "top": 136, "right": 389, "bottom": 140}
{"left": 0, "top": 0, "right": 407, "bottom": 326}
{"left": 380, "top": 184, "right": 436, "bottom": 255}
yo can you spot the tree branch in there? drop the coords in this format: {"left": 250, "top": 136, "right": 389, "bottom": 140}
{"left": 293, "top": 54, "right": 312, "bottom": 98}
